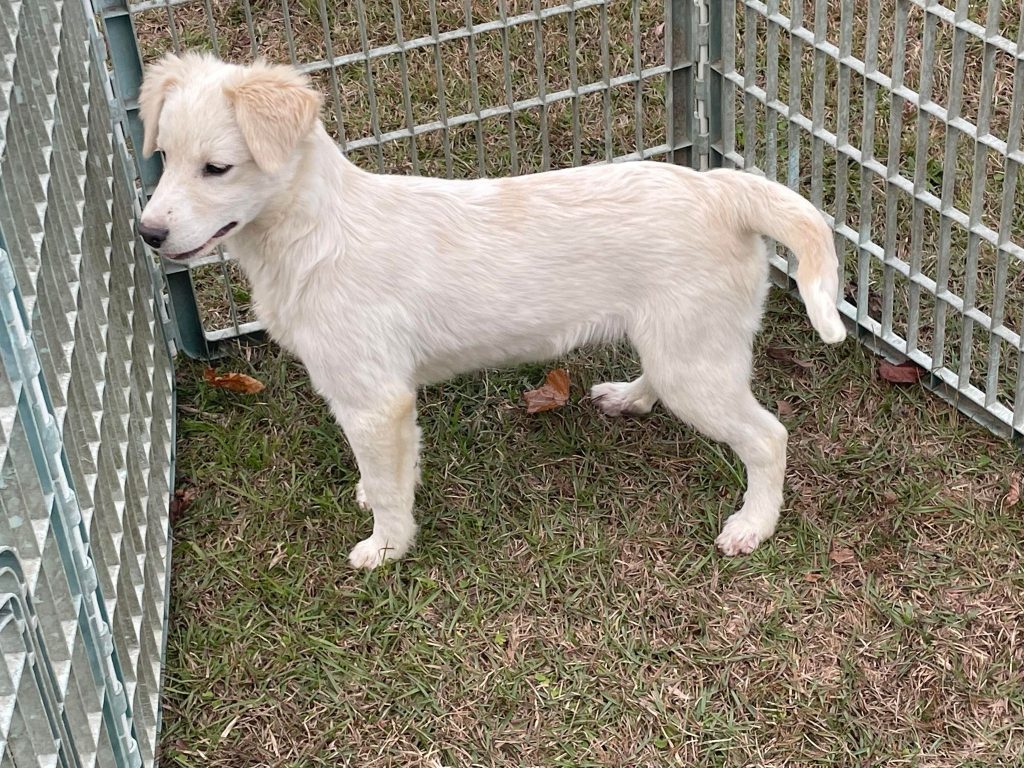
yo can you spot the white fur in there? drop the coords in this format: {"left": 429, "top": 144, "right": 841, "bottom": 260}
{"left": 139, "top": 54, "right": 847, "bottom": 569}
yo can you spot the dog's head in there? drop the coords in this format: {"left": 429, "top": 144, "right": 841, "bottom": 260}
{"left": 137, "top": 53, "right": 322, "bottom": 260}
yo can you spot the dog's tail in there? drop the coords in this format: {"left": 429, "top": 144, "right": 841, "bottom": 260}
{"left": 713, "top": 169, "right": 847, "bottom": 344}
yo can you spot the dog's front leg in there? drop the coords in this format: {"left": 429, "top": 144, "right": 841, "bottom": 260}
{"left": 331, "top": 391, "right": 420, "bottom": 569}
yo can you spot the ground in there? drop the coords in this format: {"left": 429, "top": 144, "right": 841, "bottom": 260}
{"left": 131, "top": 1, "right": 1024, "bottom": 766}
{"left": 159, "top": 293, "right": 1023, "bottom": 768}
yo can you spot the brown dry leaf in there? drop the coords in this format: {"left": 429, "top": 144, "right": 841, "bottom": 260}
{"left": 829, "top": 546, "right": 857, "bottom": 566}
{"left": 878, "top": 360, "right": 924, "bottom": 384}
{"left": 204, "top": 367, "right": 266, "bottom": 394}
{"left": 170, "top": 485, "right": 197, "bottom": 523}
{"left": 524, "top": 369, "right": 570, "bottom": 414}
{"left": 1006, "top": 474, "right": 1021, "bottom": 508}
{"left": 776, "top": 399, "right": 796, "bottom": 417}
{"left": 767, "top": 347, "right": 814, "bottom": 370}
{"left": 845, "top": 280, "right": 883, "bottom": 317}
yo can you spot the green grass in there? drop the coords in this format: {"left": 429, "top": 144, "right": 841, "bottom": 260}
{"left": 160, "top": 293, "right": 1024, "bottom": 767}
{"left": 134, "top": 0, "right": 668, "bottom": 335}
{"left": 133, "top": 0, "right": 1024, "bottom": 414}
{"left": 129, "top": 2, "right": 1024, "bottom": 765}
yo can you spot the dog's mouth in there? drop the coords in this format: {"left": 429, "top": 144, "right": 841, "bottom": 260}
{"left": 162, "top": 222, "right": 238, "bottom": 261}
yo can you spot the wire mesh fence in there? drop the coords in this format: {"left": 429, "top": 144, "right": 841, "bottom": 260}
{"left": 1, "top": 0, "right": 175, "bottom": 766}
{"left": 710, "top": 0, "right": 1024, "bottom": 442}
{"left": 119, "top": 0, "right": 1024, "bottom": 443}
{"left": 2, "top": 0, "right": 1021, "bottom": 764}
{"left": 119, "top": 0, "right": 693, "bottom": 352}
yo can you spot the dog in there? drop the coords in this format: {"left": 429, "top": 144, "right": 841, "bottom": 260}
{"left": 138, "top": 53, "right": 847, "bottom": 569}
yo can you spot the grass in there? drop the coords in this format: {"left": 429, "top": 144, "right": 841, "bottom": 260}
{"left": 126, "top": 2, "right": 1024, "bottom": 765}
{"left": 132, "top": 0, "right": 668, "bottom": 333}
{"left": 132, "top": 0, "right": 1024, "bottom": 415}
{"left": 731, "top": 1, "right": 1024, "bottom": 409}
{"left": 162, "top": 293, "right": 1024, "bottom": 767}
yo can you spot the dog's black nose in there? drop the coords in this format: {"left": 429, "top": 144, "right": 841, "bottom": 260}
{"left": 138, "top": 223, "right": 169, "bottom": 249}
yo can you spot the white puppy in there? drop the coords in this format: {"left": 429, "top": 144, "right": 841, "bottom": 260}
{"left": 138, "top": 53, "right": 847, "bottom": 569}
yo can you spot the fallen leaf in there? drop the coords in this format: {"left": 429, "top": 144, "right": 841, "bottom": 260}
{"left": 524, "top": 369, "right": 570, "bottom": 414}
{"left": 666, "top": 684, "right": 691, "bottom": 702}
{"left": 767, "top": 347, "right": 814, "bottom": 370}
{"left": 829, "top": 546, "right": 857, "bottom": 566}
{"left": 1006, "top": 474, "right": 1021, "bottom": 507}
{"left": 878, "top": 360, "right": 924, "bottom": 384}
{"left": 776, "top": 399, "right": 796, "bottom": 417}
{"left": 169, "top": 485, "right": 197, "bottom": 523}
{"left": 845, "top": 281, "right": 883, "bottom": 316}
{"left": 204, "top": 367, "right": 266, "bottom": 394}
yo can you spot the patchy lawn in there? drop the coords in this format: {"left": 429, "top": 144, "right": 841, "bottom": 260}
{"left": 131, "top": 1, "right": 1024, "bottom": 766}
{"left": 160, "top": 292, "right": 1023, "bottom": 767}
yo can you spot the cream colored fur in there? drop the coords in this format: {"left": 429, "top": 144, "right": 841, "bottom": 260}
{"left": 139, "top": 53, "right": 847, "bottom": 569}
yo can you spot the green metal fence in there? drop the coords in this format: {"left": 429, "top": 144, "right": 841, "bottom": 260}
{"left": 1, "top": 0, "right": 174, "bottom": 766}
{"left": 119, "top": 0, "right": 1024, "bottom": 444}
{"left": 2, "top": 1, "right": 1022, "bottom": 766}
{"left": 713, "top": 0, "right": 1024, "bottom": 444}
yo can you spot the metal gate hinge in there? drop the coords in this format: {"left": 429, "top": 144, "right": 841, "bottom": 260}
{"left": 694, "top": 0, "right": 711, "bottom": 169}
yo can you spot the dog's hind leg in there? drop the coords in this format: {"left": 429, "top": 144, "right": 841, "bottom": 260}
{"left": 635, "top": 320, "right": 788, "bottom": 556}
{"left": 331, "top": 391, "right": 421, "bottom": 569}
{"left": 590, "top": 375, "right": 658, "bottom": 416}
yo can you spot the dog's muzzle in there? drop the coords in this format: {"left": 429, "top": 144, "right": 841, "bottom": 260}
{"left": 160, "top": 221, "right": 238, "bottom": 260}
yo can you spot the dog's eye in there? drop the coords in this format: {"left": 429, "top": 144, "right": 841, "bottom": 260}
{"left": 203, "top": 163, "right": 232, "bottom": 177}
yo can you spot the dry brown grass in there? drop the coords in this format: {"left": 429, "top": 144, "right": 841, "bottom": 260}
{"left": 161, "top": 294, "right": 1024, "bottom": 768}
{"left": 132, "top": 7, "right": 1024, "bottom": 763}
{"left": 731, "top": 1, "right": 1024, "bottom": 413}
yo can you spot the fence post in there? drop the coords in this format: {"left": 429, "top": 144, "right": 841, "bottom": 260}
{"left": 96, "top": 0, "right": 218, "bottom": 359}
{"left": 705, "top": 0, "right": 722, "bottom": 167}
{"left": 665, "top": 0, "right": 697, "bottom": 167}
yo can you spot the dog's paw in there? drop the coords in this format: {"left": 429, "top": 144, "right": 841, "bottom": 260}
{"left": 590, "top": 381, "right": 655, "bottom": 417}
{"left": 348, "top": 535, "right": 407, "bottom": 570}
{"left": 355, "top": 480, "right": 368, "bottom": 510}
{"left": 715, "top": 513, "right": 771, "bottom": 556}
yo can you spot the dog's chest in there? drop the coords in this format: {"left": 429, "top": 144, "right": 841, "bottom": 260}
{"left": 245, "top": 265, "right": 308, "bottom": 354}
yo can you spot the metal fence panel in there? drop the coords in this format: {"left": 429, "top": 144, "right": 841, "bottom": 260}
{"left": 709, "top": 0, "right": 1024, "bottom": 443}
{"left": 120, "top": 0, "right": 1024, "bottom": 444}
{"left": 1, "top": 0, "right": 175, "bottom": 765}
{"left": 118, "top": 0, "right": 690, "bottom": 356}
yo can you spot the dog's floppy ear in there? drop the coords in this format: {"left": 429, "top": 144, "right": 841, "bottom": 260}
{"left": 225, "top": 62, "right": 322, "bottom": 173}
{"left": 139, "top": 53, "right": 184, "bottom": 157}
